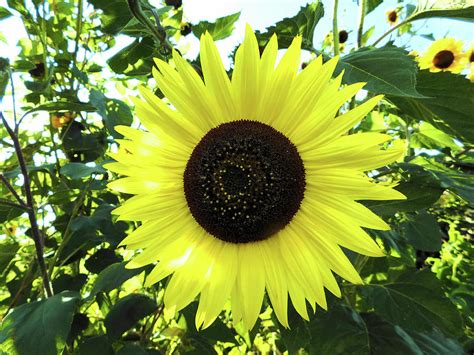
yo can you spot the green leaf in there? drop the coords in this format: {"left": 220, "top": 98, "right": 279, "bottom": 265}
{"left": 117, "top": 344, "right": 148, "bottom": 355}
{"left": 0, "top": 6, "right": 12, "bottom": 20}
{"left": 181, "top": 302, "right": 235, "bottom": 344}
{"left": 107, "top": 37, "right": 155, "bottom": 76}
{"left": 362, "top": 313, "right": 423, "bottom": 355}
{"left": 0, "top": 242, "right": 19, "bottom": 271}
{"left": 336, "top": 46, "right": 423, "bottom": 97}
{"left": 406, "top": 328, "right": 464, "bottom": 355}
{"left": 104, "top": 294, "right": 157, "bottom": 340}
{"left": 255, "top": 2, "right": 324, "bottom": 50}
{"left": 0, "top": 204, "right": 23, "bottom": 223}
{"left": 308, "top": 303, "right": 369, "bottom": 354}
{"left": 85, "top": 249, "right": 122, "bottom": 274}
{"left": 411, "top": 121, "right": 460, "bottom": 151}
{"left": 60, "top": 163, "right": 106, "bottom": 179}
{"left": 411, "top": 156, "right": 474, "bottom": 205}
{"left": 364, "top": 0, "right": 382, "bottom": 15}
{"left": 89, "top": 0, "right": 133, "bottom": 35}
{"left": 410, "top": 1, "right": 474, "bottom": 21}
{"left": 363, "top": 270, "right": 463, "bottom": 335}
{"left": 89, "top": 262, "right": 147, "bottom": 297}
{"left": 389, "top": 71, "right": 474, "bottom": 143}
{"left": 279, "top": 304, "right": 310, "bottom": 354}
{"left": 192, "top": 12, "right": 240, "bottom": 41}
{"left": 89, "top": 89, "right": 133, "bottom": 138}
{"left": 27, "top": 101, "right": 97, "bottom": 114}
{"left": 77, "top": 336, "right": 113, "bottom": 355}
{"left": 0, "top": 291, "right": 80, "bottom": 355}
{"left": 402, "top": 211, "right": 443, "bottom": 252}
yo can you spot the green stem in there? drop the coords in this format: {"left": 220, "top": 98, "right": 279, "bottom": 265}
{"left": 332, "top": 0, "right": 340, "bottom": 56}
{"left": 372, "top": 17, "right": 412, "bottom": 47}
{"left": 356, "top": 0, "right": 366, "bottom": 48}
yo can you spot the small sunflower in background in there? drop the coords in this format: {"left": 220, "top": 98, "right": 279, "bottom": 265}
{"left": 106, "top": 26, "right": 405, "bottom": 331}
{"left": 51, "top": 112, "right": 76, "bottom": 129}
{"left": 338, "top": 30, "right": 349, "bottom": 44}
{"left": 418, "top": 38, "right": 466, "bottom": 73}
{"left": 386, "top": 9, "right": 399, "bottom": 25}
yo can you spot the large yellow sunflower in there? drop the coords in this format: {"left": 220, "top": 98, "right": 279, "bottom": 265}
{"left": 105, "top": 26, "right": 405, "bottom": 331}
{"left": 418, "top": 38, "right": 466, "bottom": 73}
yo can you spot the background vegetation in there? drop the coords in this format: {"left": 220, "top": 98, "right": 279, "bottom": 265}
{"left": 0, "top": 0, "right": 473, "bottom": 353}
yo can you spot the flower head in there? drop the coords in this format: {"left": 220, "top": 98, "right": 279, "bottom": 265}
{"left": 386, "top": 9, "right": 399, "bottom": 25}
{"left": 419, "top": 38, "right": 466, "bottom": 73}
{"left": 106, "top": 26, "right": 405, "bottom": 331}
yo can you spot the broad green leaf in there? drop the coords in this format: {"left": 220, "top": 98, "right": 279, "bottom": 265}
{"left": 362, "top": 313, "right": 424, "bottom": 355}
{"left": 84, "top": 249, "right": 122, "bottom": 274}
{"left": 364, "top": 0, "right": 383, "bottom": 15}
{"left": 27, "top": 101, "right": 97, "bottom": 113}
{"left": 0, "top": 57, "right": 9, "bottom": 99}
{"left": 308, "top": 303, "right": 369, "bottom": 354}
{"left": 61, "top": 121, "right": 107, "bottom": 163}
{"left": 336, "top": 46, "right": 423, "bottom": 97}
{"left": 402, "top": 211, "right": 443, "bottom": 252}
{"left": 363, "top": 270, "right": 463, "bottom": 335}
{"left": 181, "top": 302, "right": 236, "bottom": 344}
{"left": 90, "top": 203, "right": 128, "bottom": 246}
{"left": 192, "top": 12, "right": 240, "bottom": 41}
{"left": 52, "top": 273, "right": 88, "bottom": 293}
{"left": 411, "top": 121, "right": 460, "bottom": 151}
{"left": 410, "top": 0, "right": 474, "bottom": 21}
{"left": 0, "top": 7, "right": 12, "bottom": 20}
{"left": 89, "top": 0, "right": 133, "bottom": 35}
{"left": 77, "top": 336, "right": 113, "bottom": 355}
{"left": 89, "top": 90, "right": 133, "bottom": 138}
{"left": 411, "top": 156, "right": 474, "bottom": 205}
{"left": 104, "top": 294, "right": 157, "bottom": 340}
{"left": 279, "top": 304, "right": 310, "bottom": 354}
{"left": 0, "top": 242, "right": 19, "bottom": 271}
{"left": 0, "top": 291, "right": 80, "bottom": 355}
{"left": 255, "top": 2, "right": 324, "bottom": 50}
{"left": 107, "top": 37, "right": 155, "bottom": 76}
{"left": 407, "top": 328, "right": 464, "bottom": 355}
{"left": 0, "top": 204, "right": 23, "bottom": 224}
{"left": 89, "top": 262, "right": 147, "bottom": 297}
{"left": 389, "top": 71, "right": 474, "bottom": 144}
{"left": 117, "top": 344, "right": 148, "bottom": 355}
{"left": 60, "top": 163, "right": 106, "bottom": 180}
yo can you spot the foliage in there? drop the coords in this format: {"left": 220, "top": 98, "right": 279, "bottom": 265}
{"left": 0, "top": 0, "right": 473, "bottom": 354}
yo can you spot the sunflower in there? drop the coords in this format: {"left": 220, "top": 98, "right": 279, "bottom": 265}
{"left": 418, "top": 38, "right": 466, "bottom": 73}
{"left": 386, "top": 9, "right": 399, "bottom": 25}
{"left": 106, "top": 26, "right": 405, "bottom": 331}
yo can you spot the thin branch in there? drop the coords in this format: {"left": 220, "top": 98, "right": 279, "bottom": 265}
{"left": 356, "top": 0, "right": 366, "bottom": 48}
{"left": 0, "top": 174, "right": 27, "bottom": 207}
{"left": 9, "top": 70, "right": 18, "bottom": 132}
{"left": 332, "top": 0, "right": 340, "bottom": 56}
{"left": 372, "top": 17, "right": 412, "bottom": 47}
{"left": 1, "top": 111, "right": 54, "bottom": 298}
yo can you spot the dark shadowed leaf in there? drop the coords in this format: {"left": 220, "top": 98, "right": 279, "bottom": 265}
{"left": 27, "top": 101, "right": 96, "bottom": 113}
{"left": 389, "top": 71, "right": 474, "bottom": 143}
{"left": 407, "top": 328, "right": 464, "bottom": 355}
{"left": 89, "top": 262, "right": 147, "bottom": 297}
{"left": 402, "top": 211, "right": 443, "bottom": 252}
{"left": 363, "top": 270, "right": 463, "bottom": 336}
{"left": 336, "top": 46, "right": 423, "bottom": 97}
{"left": 192, "top": 12, "right": 240, "bottom": 41}
{"left": 362, "top": 313, "right": 423, "bottom": 355}
{"left": 77, "top": 336, "right": 113, "bottom": 355}
{"left": 104, "top": 294, "right": 157, "bottom": 340}
{"left": 117, "top": 344, "right": 149, "bottom": 355}
{"left": 255, "top": 2, "right": 324, "bottom": 50}
{"left": 278, "top": 303, "right": 310, "bottom": 354}
{"left": 0, "top": 204, "right": 23, "bottom": 223}
{"left": 0, "top": 291, "right": 80, "bottom": 355}
{"left": 0, "top": 242, "right": 19, "bottom": 271}
{"left": 308, "top": 303, "right": 369, "bottom": 354}
{"left": 85, "top": 249, "right": 122, "bottom": 274}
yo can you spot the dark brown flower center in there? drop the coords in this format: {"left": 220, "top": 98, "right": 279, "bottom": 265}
{"left": 388, "top": 11, "right": 398, "bottom": 23}
{"left": 433, "top": 50, "right": 455, "bottom": 69}
{"left": 183, "top": 120, "right": 305, "bottom": 243}
{"left": 339, "top": 30, "right": 349, "bottom": 44}
{"left": 469, "top": 51, "right": 474, "bottom": 63}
